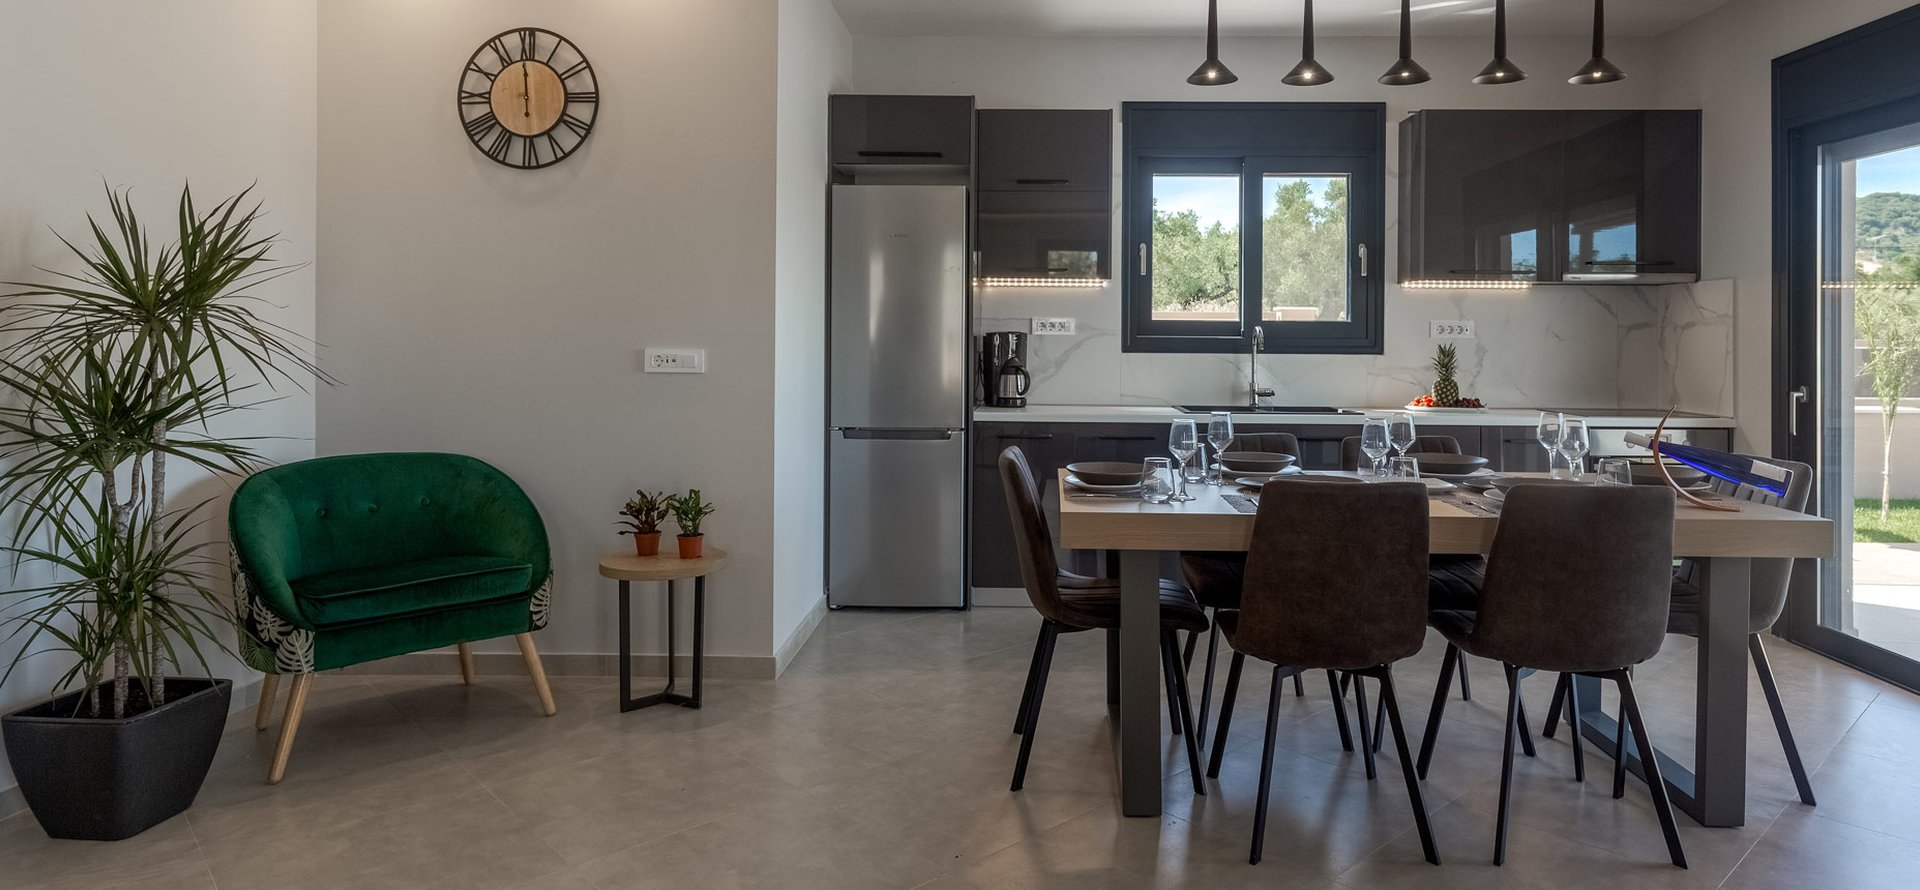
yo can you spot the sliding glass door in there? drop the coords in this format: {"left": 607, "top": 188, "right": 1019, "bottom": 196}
{"left": 1781, "top": 101, "right": 1920, "bottom": 688}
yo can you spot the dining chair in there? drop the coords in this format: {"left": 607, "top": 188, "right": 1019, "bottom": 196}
{"left": 1540, "top": 455, "right": 1818, "bottom": 807}
{"left": 998, "top": 447, "right": 1210, "bottom": 795}
{"left": 1416, "top": 485, "right": 1687, "bottom": 868}
{"left": 1208, "top": 478, "right": 1440, "bottom": 866}
{"left": 1337, "top": 434, "right": 1463, "bottom": 472}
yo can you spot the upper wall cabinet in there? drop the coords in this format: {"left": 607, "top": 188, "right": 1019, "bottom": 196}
{"left": 974, "top": 109, "right": 1113, "bottom": 283}
{"left": 830, "top": 94, "right": 975, "bottom": 169}
{"left": 1399, "top": 110, "right": 1701, "bottom": 286}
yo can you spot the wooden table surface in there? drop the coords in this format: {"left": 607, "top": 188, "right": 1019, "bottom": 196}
{"left": 598, "top": 547, "right": 728, "bottom": 582}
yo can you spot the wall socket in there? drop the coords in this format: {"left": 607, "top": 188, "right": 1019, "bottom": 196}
{"left": 1032, "top": 317, "right": 1076, "bottom": 336}
{"left": 643, "top": 348, "right": 706, "bottom": 373}
{"left": 1428, "top": 320, "right": 1476, "bottom": 339}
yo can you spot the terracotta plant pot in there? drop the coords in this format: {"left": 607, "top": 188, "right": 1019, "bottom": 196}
{"left": 632, "top": 532, "right": 661, "bottom": 557}
{"left": 677, "top": 534, "right": 704, "bottom": 559}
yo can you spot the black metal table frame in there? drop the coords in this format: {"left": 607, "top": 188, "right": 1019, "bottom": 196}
{"left": 617, "top": 576, "right": 706, "bottom": 712}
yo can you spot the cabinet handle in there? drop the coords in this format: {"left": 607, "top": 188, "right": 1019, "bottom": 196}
{"left": 1581, "top": 260, "right": 1675, "bottom": 267}
{"left": 1015, "top": 178, "right": 1071, "bottom": 186}
{"left": 994, "top": 433, "right": 1055, "bottom": 441}
{"left": 1447, "top": 269, "right": 1533, "bottom": 275}
{"left": 856, "top": 150, "right": 943, "bottom": 159}
{"left": 1095, "top": 435, "right": 1156, "bottom": 441}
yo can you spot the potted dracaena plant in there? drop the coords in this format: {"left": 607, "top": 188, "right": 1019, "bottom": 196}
{"left": 616, "top": 489, "right": 671, "bottom": 557}
{"left": 0, "top": 184, "right": 326, "bottom": 840}
{"left": 668, "top": 489, "right": 716, "bottom": 559}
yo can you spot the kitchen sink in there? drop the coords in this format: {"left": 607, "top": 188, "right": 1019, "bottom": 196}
{"left": 1178, "top": 405, "right": 1361, "bottom": 415}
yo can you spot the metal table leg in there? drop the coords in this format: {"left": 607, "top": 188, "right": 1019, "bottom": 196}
{"left": 619, "top": 576, "right": 706, "bottom": 712}
{"left": 1118, "top": 549, "right": 1163, "bottom": 816}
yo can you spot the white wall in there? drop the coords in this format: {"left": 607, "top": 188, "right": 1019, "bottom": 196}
{"left": 772, "top": 0, "right": 851, "bottom": 663}
{"left": 316, "top": 1, "right": 782, "bottom": 668}
{"left": 1660, "top": 0, "right": 1920, "bottom": 451}
{"left": 0, "top": 0, "right": 318, "bottom": 797}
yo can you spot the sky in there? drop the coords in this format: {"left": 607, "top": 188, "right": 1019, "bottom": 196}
{"left": 1856, "top": 143, "right": 1920, "bottom": 196}
{"left": 1154, "top": 174, "right": 1340, "bottom": 230}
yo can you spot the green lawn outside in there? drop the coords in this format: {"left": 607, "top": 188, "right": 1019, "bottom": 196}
{"left": 1855, "top": 498, "right": 1920, "bottom": 543}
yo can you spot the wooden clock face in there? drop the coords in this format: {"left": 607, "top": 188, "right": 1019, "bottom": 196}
{"left": 458, "top": 28, "right": 598, "bottom": 169}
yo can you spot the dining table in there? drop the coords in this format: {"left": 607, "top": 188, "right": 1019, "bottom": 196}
{"left": 1055, "top": 469, "right": 1835, "bottom": 827}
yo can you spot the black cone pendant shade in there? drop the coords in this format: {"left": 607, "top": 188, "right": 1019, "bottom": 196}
{"left": 1282, "top": 0, "right": 1333, "bottom": 86}
{"left": 1472, "top": 0, "right": 1526, "bottom": 84}
{"left": 1378, "top": 0, "right": 1430, "bottom": 85}
{"left": 1569, "top": 0, "right": 1627, "bottom": 84}
{"left": 1187, "top": 0, "right": 1238, "bottom": 86}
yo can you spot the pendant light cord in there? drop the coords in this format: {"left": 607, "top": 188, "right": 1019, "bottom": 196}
{"left": 1592, "top": 0, "right": 1606, "bottom": 59}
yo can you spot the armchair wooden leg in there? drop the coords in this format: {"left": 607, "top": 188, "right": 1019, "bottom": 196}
{"left": 457, "top": 643, "right": 475, "bottom": 685}
{"left": 254, "top": 674, "right": 280, "bottom": 731}
{"left": 515, "top": 633, "right": 557, "bottom": 716}
{"left": 267, "top": 673, "right": 313, "bottom": 785}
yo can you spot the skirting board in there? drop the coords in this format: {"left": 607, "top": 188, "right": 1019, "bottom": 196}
{"left": 335, "top": 650, "right": 779, "bottom": 680}
{"left": 0, "top": 676, "right": 265, "bottom": 825}
{"left": 773, "top": 597, "right": 828, "bottom": 677}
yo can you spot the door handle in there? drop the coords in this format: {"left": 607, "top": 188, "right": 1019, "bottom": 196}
{"left": 1788, "top": 386, "right": 1809, "bottom": 437}
{"left": 1358, "top": 243, "right": 1369, "bottom": 278}
{"left": 1138, "top": 243, "right": 1149, "bottom": 276}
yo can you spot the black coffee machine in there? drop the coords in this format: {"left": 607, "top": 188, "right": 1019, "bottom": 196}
{"left": 980, "top": 331, "right": 1031, "bottom": 408}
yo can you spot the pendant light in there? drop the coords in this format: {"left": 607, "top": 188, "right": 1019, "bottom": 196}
{"left": 1187, "top": 0, "right": 1238, "bottom": 86}
{"left": 1472, "top": 0, "right": 1526, "bottom": 85}
{"left": 1378, "top": 0, "right": 1431, "bottom": 86}
{"left": 1568, "top": 0, "right": 1627, "bottom": 84}
{"left": 1282, "top": 0, "right": 1333, "bottom": 86}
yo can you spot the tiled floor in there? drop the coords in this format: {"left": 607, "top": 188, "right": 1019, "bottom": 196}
{"left": 7, "top": 607, "right": 1920, "bottom": 889}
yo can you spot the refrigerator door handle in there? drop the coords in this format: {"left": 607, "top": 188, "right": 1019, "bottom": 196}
{"left": 838, "top": 428, "right": 958, "bottom": 441}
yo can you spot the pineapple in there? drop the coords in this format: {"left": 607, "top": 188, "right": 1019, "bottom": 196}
{"left": 1431, "top": 344, "right": 1460, "bottom": 406}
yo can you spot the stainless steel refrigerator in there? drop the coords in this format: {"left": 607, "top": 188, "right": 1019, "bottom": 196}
{"left": 827, "top": 185, "right": 969, "bottom": 608}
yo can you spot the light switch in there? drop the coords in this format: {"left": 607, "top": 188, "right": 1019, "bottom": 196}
{"left": 1428, "top": 320, "right": 1475, "bottom": 339}
{"left": 644, "top": 348, "right": 706, "bottom": 373}
{"left": 1032, "top": 317, "right": 1076, "bottom": 336}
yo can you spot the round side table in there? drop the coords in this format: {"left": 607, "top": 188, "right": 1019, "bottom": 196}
{"left": 598, "top": 547, "right": 727, "bottom": 712}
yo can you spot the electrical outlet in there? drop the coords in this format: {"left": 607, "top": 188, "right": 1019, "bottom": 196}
{"left": 643, "top": 348, "right": 706, "bottom": 373}
{"left": 1429, "top": 320, "right": 1475, "bottom": 339}
{"left": 1032, "top": 317, "right": 1076, "bottom": 336}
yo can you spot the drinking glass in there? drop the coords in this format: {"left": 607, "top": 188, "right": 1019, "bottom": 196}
{"left": 1558, "top": 418, "right": 1591, "bottom": 481}
{"left": 1141, "top": 458, "right": 1174, "bottom": 504}
{"left": 1388, "top": 412, "right": 1418, "bottom": 459}
{"left": 1360, "top": 416, "right": 1391, "bottom": 478}
{"left": 1168, "top": 420, "right": 1199, "bottom": 503}
{"left": 1597, "top": 457, "right": 1633, "bottom": 487}
{"left": 1536, "top": 411, "right": 1566, "bottom": 479}
{"left": 1206, "top": 412, "right": 1235, "bottom": 485}
{"left": 1385, "top": 456, "right": 1421, "bottom": 481}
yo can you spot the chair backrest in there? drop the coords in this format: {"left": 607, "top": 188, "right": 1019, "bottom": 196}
{"left": 1338, "top": 435, "right": 1463, "bottom": 471}
{"left": 1692, "top": 454, "right": 1813, "bottom": 633}
{"left": 230, "top": 452, "right": 550, "bottom": 586}
{"left": 1232, "top": 479, "right": 1431, "bottom": 670}
{"left": 998, "top": 446, "right": 1068, "bottom": 622}
{"left": 1225, "top": 433, "right": 1301, "bottom": 458}
{"left": 1472, "top": 485, "right": 1675, "bottom": 673}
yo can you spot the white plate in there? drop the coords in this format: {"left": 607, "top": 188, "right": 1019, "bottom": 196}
{"left": 1229, "top": 466, "right": 1305, "bottom": 483}
{"left": 1486, "top": 489, "right": 1507, "bottom": 503}
{"left": 1066, "top": 475, "right": 1142, "bottom": 494}
{"left": 1404, "top": 405, "right": 1490, "bottom": 414}
{"left": 1415, "top": 477, "right": 1457, "bottom": 492}
{"left": 1422, "top": 468, "right": 1496, "bottom": 482}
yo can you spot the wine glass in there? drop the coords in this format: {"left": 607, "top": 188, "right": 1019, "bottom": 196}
{"left": 1536, "top": 411, "right": 1565, "bottom": 479}
{"left": 1559, "top": 418, "right": 1591, "bottom": 481}
{"left": 1168, "top": 420, "right": 1199, "bottom": 503}
{"left": 1360, "top": 416, "right": 1391, "bottom": 478}
{"left": 1388, "top": 412, "right": 1418, "bottom": 460}
{"left": 1206, "top": 412, "right": 1235, "bottom": 486}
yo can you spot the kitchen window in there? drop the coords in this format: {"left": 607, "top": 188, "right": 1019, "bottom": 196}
{"left": 1123, "top": 103, "right": 1385, "bottom": 354}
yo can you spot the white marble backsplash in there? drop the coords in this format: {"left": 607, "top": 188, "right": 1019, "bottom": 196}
{"left": 979, "top": 280, "right": 1734, "bottom": 416}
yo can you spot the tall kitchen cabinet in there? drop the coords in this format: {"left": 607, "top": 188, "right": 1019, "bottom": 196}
{"left": 973, "top": 109, "right": 1113, "bottom": 283}
{"left": 1399, "top": 110, "right": 1701, "bottom": 286}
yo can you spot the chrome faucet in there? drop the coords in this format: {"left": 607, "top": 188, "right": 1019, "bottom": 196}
{"left": 1248, "top": 327, "right": 1274, "bottom": 408}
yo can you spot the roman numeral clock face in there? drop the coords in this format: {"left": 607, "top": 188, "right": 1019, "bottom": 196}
{"left": 458, "top": 28, "right": 598, "bottom": 169}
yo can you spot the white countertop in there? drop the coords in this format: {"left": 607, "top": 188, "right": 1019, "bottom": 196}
{"left": 974, "top": 405, "right": 1736, "bottom": 428}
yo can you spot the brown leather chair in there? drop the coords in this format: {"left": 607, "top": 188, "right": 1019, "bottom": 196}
{"left": 1338, "top": 434, "right": 1463, "bottom": 473}
{"left": 998, "top": 447, "right": 1210, "bottom": 795}
{"left": 1540, "top": 455, "right": 1818, "bottom": 807}
{"left": 1207, "top": 478, "right": 1440, "bottom": 866}
{"left": 1417, "top": 485, "right": 1687, "bottom": 868}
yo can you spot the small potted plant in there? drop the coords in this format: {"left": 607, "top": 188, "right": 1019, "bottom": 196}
{"left": 668, "top": 489, "right": 717, "bottom": 559}
{"left": 616, "top": 489, "right": 671, "bottom": 557}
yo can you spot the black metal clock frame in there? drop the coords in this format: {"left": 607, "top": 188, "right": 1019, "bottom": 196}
{"left": 456, "top": 27, "right": 598, "bottom": 170}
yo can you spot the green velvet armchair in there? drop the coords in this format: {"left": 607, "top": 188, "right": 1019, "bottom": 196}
{"left": 229, "top": 452, "right": 555, "bottom": 783}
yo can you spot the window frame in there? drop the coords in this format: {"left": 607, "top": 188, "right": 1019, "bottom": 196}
{"left": 1122, "top": 102, "right": 1386, "bottom": 355}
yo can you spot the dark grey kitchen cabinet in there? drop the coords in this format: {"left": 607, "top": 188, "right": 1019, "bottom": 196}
{"left": 971, "top": 424, "right": 1072, "bottom": 589}
{"left": 1400, "top": 110, "right": 1700, "bottom": 286}
{"left": 830, "top": 94, "right": 974, "bottom": 168}
{"left": 973, "top": 109, "right": 1112, "bottom": 281}
{"left": 1492, "top": 426, "right": 1552, "bottom": 473}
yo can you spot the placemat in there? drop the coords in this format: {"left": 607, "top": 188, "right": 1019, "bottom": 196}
{"left": 1222, "top": 493, "right": 1258, "bottom": 514}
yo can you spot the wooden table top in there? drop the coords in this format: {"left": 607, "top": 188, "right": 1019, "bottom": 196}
{"left": 599, "top": 546, "right": 729, "bottom": 582}
{"left": 1055, "top": 470, "right": 1835, "bottom": 558}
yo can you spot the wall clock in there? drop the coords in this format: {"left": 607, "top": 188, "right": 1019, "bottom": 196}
{"left": 457, "top": 27, "right": 598, "bottom": 169}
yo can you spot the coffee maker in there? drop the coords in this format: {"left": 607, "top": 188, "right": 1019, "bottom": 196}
{"left": 980, "top": 331, "right": 1031, "bottom": 408}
